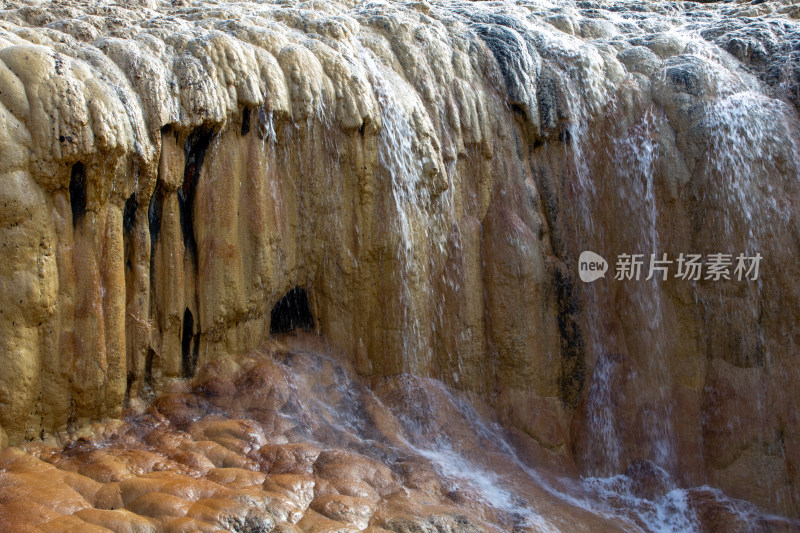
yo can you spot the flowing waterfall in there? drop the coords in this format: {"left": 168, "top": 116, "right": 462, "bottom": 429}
{"left": 610, "top": 109, "right": 675, "bottom": 473}
{"left": 358, "top": 42, "right": 457, "bottom": 377}
{"left": 1, "top": 0, "right": 800, "bottom": 529}
{"left": 361, "top": 46, "right": 432, "bottom": 374}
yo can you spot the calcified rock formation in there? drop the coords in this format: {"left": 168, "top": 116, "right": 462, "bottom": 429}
{"left": 0, "top": 0, "right": 799, "bottom": 522}
{"left": 1, "top": 335, "right": 795, "bottom": 532}
{"left": 0, "top": 336, "right": 643, "bottom": 532}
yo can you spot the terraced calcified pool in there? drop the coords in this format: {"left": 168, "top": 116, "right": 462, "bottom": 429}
{"left": 0, "top": 335, "right": 793, "bottom": 532}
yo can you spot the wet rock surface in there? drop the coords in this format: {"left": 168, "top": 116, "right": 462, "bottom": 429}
{"left": 1, "top": 335, "right": 793, "bottom": 532}
{"left": 0, "top": 0, "right": 799, "bottom": 523}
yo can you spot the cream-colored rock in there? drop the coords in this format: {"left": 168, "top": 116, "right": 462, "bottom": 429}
{"left": 0, "top": 0, "right": 797, "bottom": 521}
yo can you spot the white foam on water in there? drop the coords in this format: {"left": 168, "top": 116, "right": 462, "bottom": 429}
{"left": 409, "top": 439, "right": 562, "bottom": 533}
{"left": 585, "top": 475, "right": 700, "bottom": 533}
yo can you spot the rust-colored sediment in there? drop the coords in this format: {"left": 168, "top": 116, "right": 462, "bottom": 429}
{"left": 0, "top": 336, "right": 793, "bottom": 532}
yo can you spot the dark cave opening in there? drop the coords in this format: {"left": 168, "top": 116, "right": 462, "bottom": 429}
{"left": 270, "top": 287, "right": 314, "bottom": 334}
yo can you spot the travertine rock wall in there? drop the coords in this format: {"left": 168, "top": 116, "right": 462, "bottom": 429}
{"left": 0, "top": 0, "right": 798, "bottom": 517}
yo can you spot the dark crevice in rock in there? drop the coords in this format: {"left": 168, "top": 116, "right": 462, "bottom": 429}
{"left": 509, "top": 102, "right": 527, "bottom": 118}
{"left": 270, "top": 287, "right": 314, "bottom": 334}
{"left": 180, "top": 127, "right": 214, "bottom": 265}
{"left": 69, "top": 162, "right": 86, "bottom": 227}
{"left": 182, "top": 308, "right": 199, "bottom": 378}
{"left": 148, "top": 182, "right": 166, "bottom": 245}
{"left": 124, "top": 371, "right": 134, "bottom": 405}
{"left": 537, "top": 72, "right": 558, "bottom": 136}
{"left": 123, "top": 192, "right": 137, "bottom": 234}
{"left": 554, "top": 264, "right": 586, "bottom": 408}
{"left": 241, "top": 106, "right": 251, "bottom": 136}
{"left": 123, "top": 193, "right": 138, "bottom": 274}
{"left": 526, "top": 150, "right": 584, "bottom": 407}
{"left": 145, "top": 348, "right": 155, "bottom": 391}
{"left": 147, "top": 182, "right": 167, "bottom": 321}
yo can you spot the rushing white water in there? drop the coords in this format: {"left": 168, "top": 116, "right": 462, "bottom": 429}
{"left": 359, "top": 46, "right": 431, "bottom": 374}
{"left": 411, "top": 441, "right": 562, "bottom": 533}
{"left": 2, "top": 0, "right": 800, "bottom": 527}
{"left": 585, "top": 476, "right": 700, "bottom": 533}
{"left": 188, "top": 0, "right": 800, "bottom": 523}
{"left": 610, "top": 109, "right": 676, "bottom": 473}
{"left": 265, "top": 344, "right": 786, "bottom": 533}
{"left": 378, "top": 2, "right": 795, "bottom": 524}
{"left": 356, "top": 41, "right": 462, "bottom": 378}
{"left": 703, "top": 90, "right": 799, "bottom": 245}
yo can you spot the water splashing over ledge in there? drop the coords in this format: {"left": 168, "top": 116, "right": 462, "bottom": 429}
{"left": 3, "top": 335, "right": 794, "bottom": 532}
{"left": 0, "top": 0, "right": 799, "bottom": 527}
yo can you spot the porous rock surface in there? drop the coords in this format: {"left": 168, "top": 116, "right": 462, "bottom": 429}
{"left": 0, "top": 335, "right": 793, "bottom": 532}
{"left": 0, "top": 0, "right": 798, "bottom": 520}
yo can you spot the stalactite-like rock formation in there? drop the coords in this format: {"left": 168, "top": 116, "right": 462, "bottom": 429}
{"left": 0, "top": 0, "right": 799, "bottom": 519}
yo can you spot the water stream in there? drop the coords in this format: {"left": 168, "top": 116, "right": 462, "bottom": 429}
{"left": 1, "top": 0, "right": 800, "bottom": 530}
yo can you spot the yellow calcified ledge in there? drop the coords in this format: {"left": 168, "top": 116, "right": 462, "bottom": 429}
{"left": 0, "top": 0, "right": 798, "bottom": 521}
